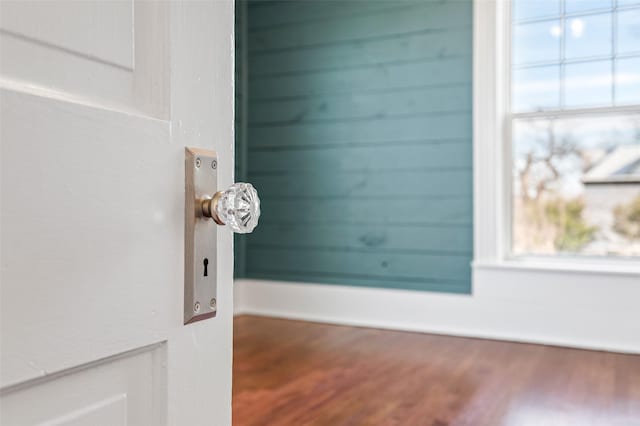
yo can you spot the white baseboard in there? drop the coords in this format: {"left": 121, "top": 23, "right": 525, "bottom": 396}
{"left": 235, "top": 265, "right": 640, "bottom": 354}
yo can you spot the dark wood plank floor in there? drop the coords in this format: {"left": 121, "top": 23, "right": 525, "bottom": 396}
{"left": 233, "top": 315, "right": 640, "bottom": 426}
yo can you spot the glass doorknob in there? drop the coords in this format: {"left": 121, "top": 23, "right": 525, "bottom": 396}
{"left": 201, "top": 183, "right": 260, "bottom": 233}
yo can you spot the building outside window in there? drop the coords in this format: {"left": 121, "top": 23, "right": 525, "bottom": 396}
{"left": 510, "top": 0, "right": 640, "bottom": 257}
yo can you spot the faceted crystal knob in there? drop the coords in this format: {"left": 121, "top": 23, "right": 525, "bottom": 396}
{"left": 204, "top": 183, "right": 260, "bottom": 234}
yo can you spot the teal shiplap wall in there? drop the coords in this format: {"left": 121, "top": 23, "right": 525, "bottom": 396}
{"left": 236, "top": 0, "right": 473, "bottom": 293}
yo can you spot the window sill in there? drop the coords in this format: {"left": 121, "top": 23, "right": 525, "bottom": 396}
{"left": 472, "top": 258, "right": 640, "bottom": 277}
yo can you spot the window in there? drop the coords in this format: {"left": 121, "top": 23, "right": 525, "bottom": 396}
{"left": 510, "top": 0, "right": 640, "bottom": 258}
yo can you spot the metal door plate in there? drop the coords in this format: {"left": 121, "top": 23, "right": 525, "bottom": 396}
{"left": 184, "top": 147, "right": 217, "bottom": 324}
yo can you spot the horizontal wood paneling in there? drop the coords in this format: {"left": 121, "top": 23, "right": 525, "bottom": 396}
{"left": 249, "top": 1, "right": 470, "bottom": 52}
{"left": 247, "top": 1, "right": 419, "bottom": 31}
{"left": 249, "top": 113, "right": 472, "bottom": 148}
{"left": 249, "top": 29, "right": 472, "bottom": 76}
{"left": 251, "top": 169, "right": 472, "bottom": 198}
{"left": 257, "top": 197, "right": 472, "bottom": 225}
{"left": 249, "top": 57, "right": 471, "bottom": 99}
{"left": 239, "top": 0, "right": 473, "bottom": 293}
{"left": 246, "top": 248, "right": 471, "bottom": 282}
{"left": 249, "top": 223, "right": 472, "bottom": 254}
{"left": 249, "top": 85, "right": 471, "bottom": 124}
{"left": 249, "top": 140, "right": 471, "bottom": 173}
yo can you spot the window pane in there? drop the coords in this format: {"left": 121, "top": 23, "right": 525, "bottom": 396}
{"left": 513, "top": 20, "right": 561, "bottom": 65}
{"left": 513, "top": 66, "right": 561, "bottom": 112}
{"left": 565, "top": 14, "right": 612, "bottom": 59}
{"left": 565, "top": 0, "right": 612, "bottom": 13}
{"left": 565, "top": 60, "right": 613, "bottom": 107}
{"left": 617, "top": 0, "right": 640, "bottom": 6}
{"left": 616, "top": 57, "right": 640, "bottom": 104}
{"left": 512, "top": 114, "right": 640, "bottom": 257}
{"left": 513, "top": 0, "right": 560, "bottom": 21}
{"left": 618, "top": 9, "right": 640, "bottom": 55}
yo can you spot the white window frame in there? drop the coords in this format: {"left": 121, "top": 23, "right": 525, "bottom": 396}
{"left": 472, "top": 0, "right": 640, "bottom": 275}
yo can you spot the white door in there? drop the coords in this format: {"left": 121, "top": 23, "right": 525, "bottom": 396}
{"left": 0, "top": 1, "right": 235, "bottom": 424}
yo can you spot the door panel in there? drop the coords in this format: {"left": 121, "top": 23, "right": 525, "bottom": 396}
{"left": 1, "top": 1, "right": 235, "bottom": 424}
{"left": 0, "top": 89, "right": 173, "bottom": 387}
{"left": 1, "top": 344, "right": 166, "bottom": 425}
{"left": 1, "top": 1, "right": 134, "bottom": 69}
{"left": 0, "top": 1, "right": 169, "bottom": 118}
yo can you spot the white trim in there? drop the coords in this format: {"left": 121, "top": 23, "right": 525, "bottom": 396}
{"left": 235, "top": 276, "right": 640, "bottom": 354}
{"left": 473, "top": 0, "right": 510, "bottom": 262}
{"left": 474, "top": 259, "right": 640, "bottom": 276}
{"left": 511, "top": 104, "right": 640, "bottom": 120}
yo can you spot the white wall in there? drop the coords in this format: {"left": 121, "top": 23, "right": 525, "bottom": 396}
{"left": 235, "top": 264, "right": 640, "bottom": 354}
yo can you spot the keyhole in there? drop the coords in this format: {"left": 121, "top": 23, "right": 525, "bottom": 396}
{"left": 203, "top": 258, "right": 209, "bottom": 277}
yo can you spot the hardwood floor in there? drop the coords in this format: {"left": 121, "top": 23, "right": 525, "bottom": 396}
{"left": 233, "top": 315, "right": 640, "bottom": 426}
